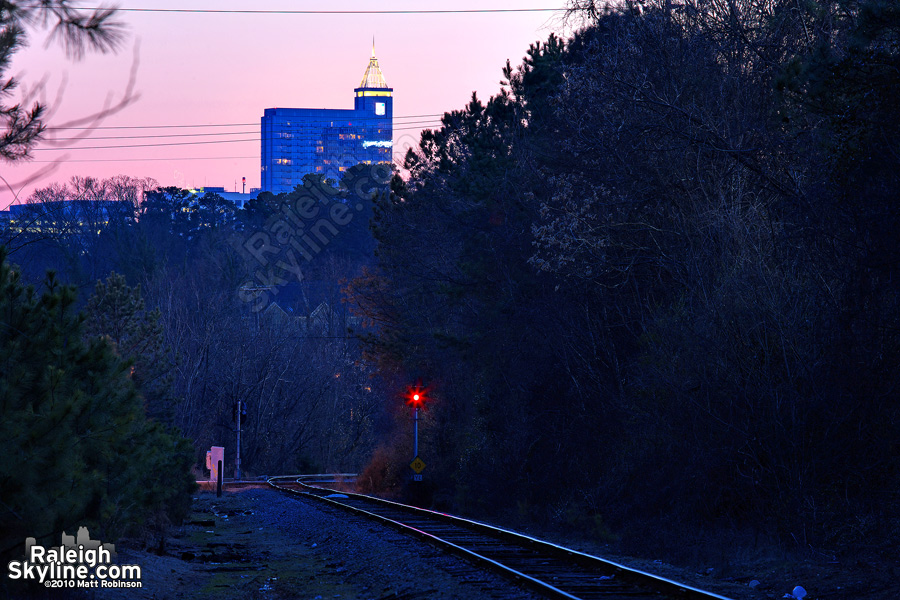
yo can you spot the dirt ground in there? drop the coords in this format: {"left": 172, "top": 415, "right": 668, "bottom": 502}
{"left": 91, "top": 485, "right": 540, "bottom": 600}
{"left": 500, "top": 517, "right": 900, "bottom": 600}
{"left": 84, "top": 485, "right": 899, "bottom": 600}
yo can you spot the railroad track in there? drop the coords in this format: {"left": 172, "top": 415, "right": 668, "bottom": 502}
{"left": 268, "top": 475, "right": 734, "bottom": 600}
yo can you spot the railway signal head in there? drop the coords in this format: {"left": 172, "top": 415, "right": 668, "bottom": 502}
{"left": 233, "top": 400, "right": 247, "bottom": 423}
{"left": 405, "top": 383, "right": 427, "bottom": 408}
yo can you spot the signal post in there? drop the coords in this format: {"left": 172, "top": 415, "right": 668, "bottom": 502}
{"left": 406, "top": 383, "right": 427, "bottom": 482}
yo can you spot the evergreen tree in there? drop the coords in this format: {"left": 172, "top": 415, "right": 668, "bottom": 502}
{"left": 0, "top": 248, "right": 194, "bottom": 565}
{"left": 84, "top": 272, "right": 176, "bottom": 422}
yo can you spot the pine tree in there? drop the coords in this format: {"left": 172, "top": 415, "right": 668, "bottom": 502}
{"left": 0, "top": 248, "right": 194, "bottom": 564}
{"left": 84, "top": 272, "right": 176, "bottom": 422}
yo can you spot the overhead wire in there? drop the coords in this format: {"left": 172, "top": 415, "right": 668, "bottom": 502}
{"left": 84, "top": 7, "right": 561, "bottom": 15}
{"left": 43, "top": 118, "right": 444, "bottom": 140}
{"left": 34, "top": 122, "right": 444, "bottom": 151}
{"left": 46, "top": 130, "right": 260, "bottom": 142}
{"left": 44, "top": 113, "right": 448, "bottom": 131}
{"left": 33, "top": 138, "right": 260, "bottom": 151}
{"left": 30, "top": 156, "right": 259, "bottom": 163}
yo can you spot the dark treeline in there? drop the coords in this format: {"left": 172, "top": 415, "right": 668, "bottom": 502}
{"left": 1, "top": 166, "right": 392, "bottom": 572}
{"left": 347, "top": 0, "right": 900, "bottom": 557}
{"left": 0, "top": 248, "right": 195, "bottom": 566}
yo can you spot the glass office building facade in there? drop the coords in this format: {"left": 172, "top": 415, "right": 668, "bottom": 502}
{"left": 261, "top": 51, "right": 393, "bottom": 194}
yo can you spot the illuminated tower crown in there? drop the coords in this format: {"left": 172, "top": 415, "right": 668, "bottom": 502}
{"left": 359, "top": 41, "right": 390, "bottom": 90}
{"left": 354, "top": 41, "right": 393, "bottom": 116}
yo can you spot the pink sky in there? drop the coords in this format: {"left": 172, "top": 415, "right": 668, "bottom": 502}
{"left": 1, "top": 1, "right": 566, "bottom": 208}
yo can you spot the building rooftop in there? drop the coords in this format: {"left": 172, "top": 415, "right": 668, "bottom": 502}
{"left": 358, "top": 44, "right": 389, "bottom": 89}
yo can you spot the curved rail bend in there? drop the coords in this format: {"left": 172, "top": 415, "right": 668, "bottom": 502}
{"left": 267, "top": 475, "right": 735, "bottom": 600}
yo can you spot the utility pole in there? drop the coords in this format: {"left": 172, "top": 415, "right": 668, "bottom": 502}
{"left": 235, "top": 400, "right": 242, "bottom": 481}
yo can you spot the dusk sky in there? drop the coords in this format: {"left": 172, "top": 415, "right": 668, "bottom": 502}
{"left": 2, "top": 1, "right": 566, "bottom": 207}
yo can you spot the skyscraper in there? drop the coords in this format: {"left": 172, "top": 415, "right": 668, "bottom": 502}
{"left": 260, "top": 47, "right": 393, "bottom": 194}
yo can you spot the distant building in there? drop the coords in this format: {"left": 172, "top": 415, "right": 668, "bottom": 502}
{"left": 0, "top": 199, "right": 128, "bottom": 235}
{"left": 189, "top": 187, "right": 257, "bottom": 209}
{"left": 260, "top": 47, "right": 393, "bottom": 194}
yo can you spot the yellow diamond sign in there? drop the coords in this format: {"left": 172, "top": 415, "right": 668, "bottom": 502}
{"left": 410, "top": 456, "right": 426, "bottom": 474}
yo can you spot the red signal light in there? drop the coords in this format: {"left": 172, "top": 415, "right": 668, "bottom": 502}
{"left": 405, "top": 383, "right": 427, "bottom": 407}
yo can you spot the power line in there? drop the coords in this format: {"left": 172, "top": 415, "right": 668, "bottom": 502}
{"left": 395, "top": 124, "right": 441, "bottom": 131}
{"left": 46, "top": 130, "right": 259, "bottom": 142}
{"left": 33, "top": 125, "right": 442, "bottom": 151}
{"left": 44, "top": 113, "right": 447, "bottom": 131}
{"left": 45, "top": 123, "right": 256, "bottom": 131}
{"left": 89, "top": 7, "right": 562, "bottom": 15}
{"left": 30, "top": 156, "right": 258, "bottom": 163}
{"left": 28, "top": 152, "right": 425, "bottom": 164}
{"left": 44, "top": 119, "right": 443, "bottom": 142}
{"left": 33, "top": 138, "right": 261, "bottom": 151}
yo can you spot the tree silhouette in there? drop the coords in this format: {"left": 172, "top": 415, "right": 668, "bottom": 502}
{"left": 0, "top": 248, "right": 193, "bottom": 569}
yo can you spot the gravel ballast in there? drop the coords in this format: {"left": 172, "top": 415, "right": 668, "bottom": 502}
{"left": 95, "top": 486, "right": 542, "bottom": 600}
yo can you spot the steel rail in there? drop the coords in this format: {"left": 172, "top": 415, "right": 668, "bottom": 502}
{"left": 270, "top": 476, "right": 581, "bottom": 599}
{"left": 268, "top": 475, "right": 735, "bottom": 600}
